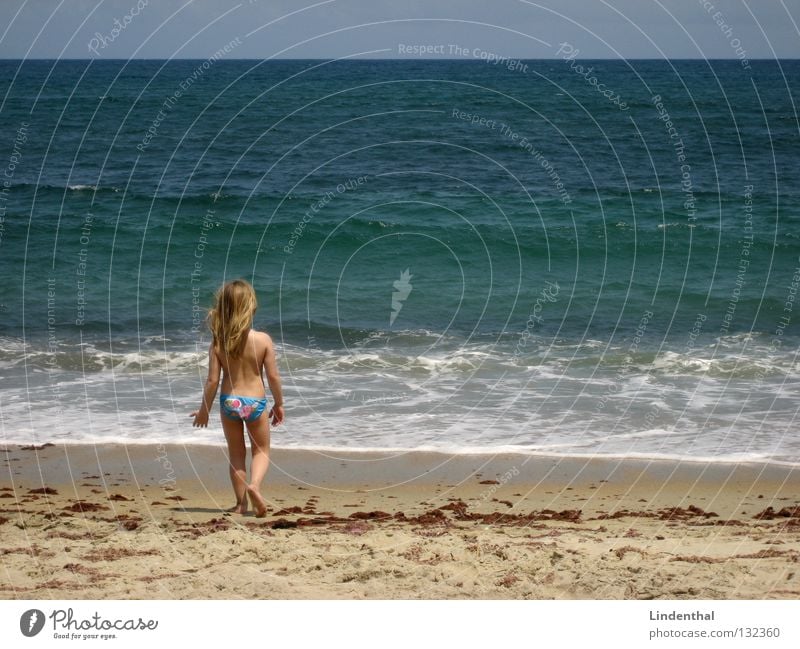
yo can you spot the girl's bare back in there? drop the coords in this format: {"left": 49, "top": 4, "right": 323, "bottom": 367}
{"left": 216, "top": 329, "right": 270, "bottom": 397}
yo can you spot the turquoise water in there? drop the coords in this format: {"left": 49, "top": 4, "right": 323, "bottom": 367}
{"left": 1, "top": 59, "right": 798, "bottom": 462}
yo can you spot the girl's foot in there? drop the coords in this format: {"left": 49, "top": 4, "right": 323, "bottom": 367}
{"left": 226, "top": 502, "right": 248, "bottom": 515}
{"left": 246, "top": 485, "right": 268, "bottom": 518}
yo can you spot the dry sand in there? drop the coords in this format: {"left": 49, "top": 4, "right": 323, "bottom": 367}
{"left": 1, "top": 444, "right": 798, "bottom": 599}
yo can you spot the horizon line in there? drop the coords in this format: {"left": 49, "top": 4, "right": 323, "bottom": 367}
{"left": 1, "top": 56, "right": 797, "bottom": 62}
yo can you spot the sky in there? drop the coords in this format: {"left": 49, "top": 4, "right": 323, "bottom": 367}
{"left": 0, "top": 0, "right": 797, "bottom": 59}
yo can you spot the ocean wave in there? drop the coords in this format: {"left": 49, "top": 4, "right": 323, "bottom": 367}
{"left": 0, "top": 343, "right": 204, "bottom": 373}
{"left": 3, "top": 330, "right": 796, "bottom": 380}
{"left": 657, "top": 222, "right": 696, "bottom": 229}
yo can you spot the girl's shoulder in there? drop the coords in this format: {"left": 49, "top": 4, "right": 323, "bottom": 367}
{"left": 250, "top": 329, "right": 273, "bottom": 345}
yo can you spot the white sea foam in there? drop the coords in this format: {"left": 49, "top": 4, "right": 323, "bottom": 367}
{"left": 4, "top": 333, "right": 800, "bottom": 463}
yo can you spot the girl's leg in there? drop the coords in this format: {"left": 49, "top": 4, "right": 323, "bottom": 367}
{"left": 244, "top": 413, "right": 270, "bottom": 518}
{"left": 221, "top": 415, "right": 248, "bottom": 514}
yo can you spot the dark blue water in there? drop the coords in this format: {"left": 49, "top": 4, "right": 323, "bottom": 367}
{"left": 1, "top": 59, "right": 798, "bottom": 461}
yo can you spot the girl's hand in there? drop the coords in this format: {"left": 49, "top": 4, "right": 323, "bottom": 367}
{"left": 270, "top": 405, "right": 284, "bottom": 427}
{"left": 190, "top": 411, "right": 209, "bottom": 428}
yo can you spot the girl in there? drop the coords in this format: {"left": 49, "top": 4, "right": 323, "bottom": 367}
{"left": 190, "top": 279, "right": 284, "bottom": 517}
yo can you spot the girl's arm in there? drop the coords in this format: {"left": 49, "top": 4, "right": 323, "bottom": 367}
{"left": 263, "top": 334, "right": 284, "bottom": 425}
{"left": 190, "top": 343, "right": 221, "bottom": 428}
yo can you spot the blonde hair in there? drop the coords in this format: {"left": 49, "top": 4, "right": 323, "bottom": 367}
{"left": 208, "top": 279, "right": 258, "bottom": 358}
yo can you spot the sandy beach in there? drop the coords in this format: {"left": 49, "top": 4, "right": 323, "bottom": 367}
{"left": 1, "top": 443, "right": 798, "bottom": 599}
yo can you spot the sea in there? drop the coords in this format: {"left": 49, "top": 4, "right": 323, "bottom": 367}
{"left": 0, "top": 59, "right": 798, "bottom": 464}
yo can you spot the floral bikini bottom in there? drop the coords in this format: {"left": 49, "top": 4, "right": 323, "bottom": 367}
{"left": 219, "top": 394, "right": 268, "bottom": 422}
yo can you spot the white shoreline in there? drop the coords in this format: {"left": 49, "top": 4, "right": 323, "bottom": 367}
{"left": 2, "top": 439, "right": 799, "bottom": 467}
